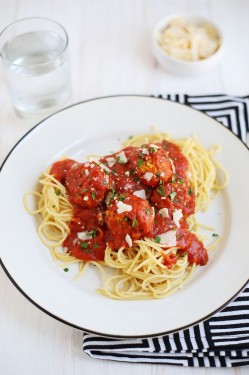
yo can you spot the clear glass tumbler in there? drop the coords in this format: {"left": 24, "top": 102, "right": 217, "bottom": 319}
{"left": 0, "top": 17, "right": 72, "bottom": 118}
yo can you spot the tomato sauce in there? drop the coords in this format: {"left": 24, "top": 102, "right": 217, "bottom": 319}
{"left": 50, "top": 141, "right": 208, "bottom": 266}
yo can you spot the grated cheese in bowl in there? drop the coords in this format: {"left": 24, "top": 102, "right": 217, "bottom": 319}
{"left": 157, "top": 17, "right": 220, "bottom": 62}
{"left": 153, "top": 15, "right": 223, "bottom": 75}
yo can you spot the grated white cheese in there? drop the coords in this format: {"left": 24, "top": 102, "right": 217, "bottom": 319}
{"left": 116, "top": 150, "right": 128, "bottom": 163}
{"left": 77, "top": 231, "right": 89, "bottom": 241}
{"left": 117, "top": 201, "right": 132, "bottom": 214}
{"left": 158, "top": 208, "right": 169, "bottom": 218}
{"left": 158, "top": 17, "right": 220, "bottom": 62}
{"left": 98, "top": 162, "right": 112, "bottom": 174}
{"left": 141, "top": 147, "right": 149, "bottom": 155}
{"left": 169, "top": 158, "right": 176, "bottom": 173}
{"left": 73, "top": 238, "right": 79, "bottom": 246}
{"left": 149, "top": 144, "right": 160, "bottom": 149}
{"left": 173, "top": 209, "right": 183, "bottom": 228}
{"left": 85, "top": 169, "right": 89, "bottom": 176}
{"left": 106, "top": 157, "right": 116, "bottom": 168}
{"left": 83, "top": 196, "right": 89, "bottom": 201}
{"left": 124, "top": 183, "right": 132, "bottom": 191}
{"left": 144, "top": 172, "right": 153, "bottom": 181}
{"left": 133, "top": 189, "right": 146, "bottom": 199}
{"left": 158, "top": 230, "right": 177, "bottom": 247}
{"left": 125, "top": 171, "right": 130, "bottom": 177}
{"left": 125, "top": 234, "right": 133, "bottom": 247}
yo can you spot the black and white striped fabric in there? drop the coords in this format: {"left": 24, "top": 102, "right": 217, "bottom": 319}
{"left": 82, "top": 95, "right": 249, "bottom": 367}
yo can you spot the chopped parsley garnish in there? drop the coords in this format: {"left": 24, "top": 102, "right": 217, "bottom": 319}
{"left": 132, "top": 219, "right": 138, "bottom": 227}
{"left": 80, "top": 242, "right": 89, "bottom": 249}
{"left": 55, "top": 189, "right": 61, "bottom": 195}
{"left": 162, "top": 144, "right": 167, "bottom": 150}
{"left": 155, "top": 236, "right": 161, "bottom": 244}
{"left": 149, "top": 146, "right": 158, "bottom": 153}
{"left": 93, "top": 243, "right": 99, "bottom": 248}
{"left": 63, "top": 268, "right": 69, "bottom": 272}
{"left": 83, "top": 248, "right": 92, "bottom": 253}
{"left": 178, "top": 178, "right": 184, "bottom": 184}
{"left": 119, "top": 195, "right": 126, "bottom": 201}
{"left": 91, "top": 191, "right": 96, "bottom": 200}
{"left": 170, "top": 191, "right": 177, "bottom": 201}
{"left": 88, "top": 229, "right": 97, "bottom": 238}
{"left": 81, "top": 188, "right": 88, "bottom": 194}
{"left": 188, "top": 187, "right": 193, "bottom": 195}
{"left": 145, "top": 208, "right": 151, "bottom": 215}
{"left": 171, "top": 176, "right": 175, "bottom": 183}
{"left": 137, "top": 158, "right": 143, "bottom": 168}
{"left": 157, "top": 182, "right": 164, "bottom": 196}
{"left": 212, "top": 233, "right": 219, "bottom": 237}
{"left": 110, "top": 188, "right": 118, "bottom": 199}
{"left": 116, "top": 156, "right": 125, "bottom": 164}
{"left": 155, "top": 171, "right": 161, "bottom": 178}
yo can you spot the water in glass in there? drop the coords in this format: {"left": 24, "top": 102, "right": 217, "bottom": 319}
{"left": 1, "top": 30, "right": 71, "bottom": 117}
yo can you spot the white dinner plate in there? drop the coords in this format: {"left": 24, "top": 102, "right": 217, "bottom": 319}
{"left": 0, "top": 95, "right": 248, "bottom": 338}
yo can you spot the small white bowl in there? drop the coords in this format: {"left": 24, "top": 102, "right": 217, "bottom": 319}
{"left": 152, "top": 14, "right": 223, "bottom": 76}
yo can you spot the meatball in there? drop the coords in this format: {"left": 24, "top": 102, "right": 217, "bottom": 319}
{"left": 129, "top": 144, "right": 173, "bottom": 187}
{"left": 50, "top": 159, "right": 77, "bottom": 184}
{"left": 105, "top": 194, "right": 154, "bottom": 249}
{"left": 65, "top": 161, "right": 109, "bottom": 208}
{"left": 156, "top": 140, "right": 188, "bottom": 178}
{"left": 150, "top": 178, "right": 195, "bottom": 217}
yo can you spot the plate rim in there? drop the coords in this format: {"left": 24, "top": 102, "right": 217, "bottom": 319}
{"left": 1, "top": 94, "right": 248, "bottom": 338}
{"left": 1, "top": 258, "right": 248, "bottom": 338}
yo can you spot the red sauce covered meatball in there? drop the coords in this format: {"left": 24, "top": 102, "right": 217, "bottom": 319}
{"left": 128, "top": 144, "right": 173, "bottom": 187}
{"left": 50, "top": 159, "right": 76, "bottom": 184}
{"left": 65, "top": 161, "right": 109, "bottom": 208}
{"left": 105, "top": 194, "right": 154, "bottom": 249}
{"left": 63, "top": 208, "right": 106, "bottom": 261}
{"left": 150, "top": 178, "right": 195, "bottom": 217}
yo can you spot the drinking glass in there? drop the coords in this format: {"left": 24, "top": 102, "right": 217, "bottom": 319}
{"left": 0, "top": 17, "right": 72, "bottom": 118}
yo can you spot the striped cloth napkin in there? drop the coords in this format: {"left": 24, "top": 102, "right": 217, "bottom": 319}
{"left": 83, "top": 95, "right": 249, "bottom": 367}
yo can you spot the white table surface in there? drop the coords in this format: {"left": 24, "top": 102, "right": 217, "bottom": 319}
{"left": 0, "top": 0, "right": 248, "bottom": 374}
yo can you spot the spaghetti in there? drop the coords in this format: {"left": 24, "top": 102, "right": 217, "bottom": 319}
{"left": 24, "top": 132, "right": 228, "bottom": 300}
